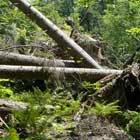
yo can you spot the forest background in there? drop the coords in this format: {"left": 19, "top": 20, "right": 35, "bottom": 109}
{"left": 0, "top": 0, "right": 140, "bottom": 139}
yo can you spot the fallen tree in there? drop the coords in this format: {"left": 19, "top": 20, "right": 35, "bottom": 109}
{"left": 0, "top": 65, "right": 122, "bottom": 81}
{"left": 0, "top": 51, "right": 77, "bottom": 67}
{"left": 0, "top": 99, "right": 28, "bottom": 120}
{"left": 9, "top": 0, "right": 102, "bottom": 69}
{"left": 0, "top": 99, "right": 28, "bottom": 112}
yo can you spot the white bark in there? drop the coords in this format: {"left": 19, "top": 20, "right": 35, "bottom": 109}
{"left": 0, "top": 65, "right": 122, "bottom": 81}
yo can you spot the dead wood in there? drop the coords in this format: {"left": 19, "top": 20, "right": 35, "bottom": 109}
{"left": 94, "top": 63, "right": 140, "bottom": 109}
{"left": 0, "top": 65, "right": 122, "bottom": 81}
{"left": 9, "top": 0, "right": 102, "bottom": 69}
{"left": 0, "top": 51, "right": 78, "bottom": 67}
{"left": 0, "top": 99, "right": 28, "bottom": 119}
{"left": 123, "top": 46, "right": 140, "bottom": 68}
{"left": 0, "top": 99, "right": 28, "bottom": 112}
{"left": 65, "top": 17, "right": 111, "bottom": 67}
{"left": 70, "top": 31, "right": 112, "bottom": 67}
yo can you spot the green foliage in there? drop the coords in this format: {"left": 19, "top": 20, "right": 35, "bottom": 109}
{"left": 123, "top": 111, "right": 140, "bottom": 139}
{"left": 1, "top": 128, "right": 19, "bottom": 140}
{"left": 0, "top": 0, "right": 64, "bottom": 49}
{"left": 114, "top": 110, "right": 140, "bottom": 139}
{"left": 89, "top": 101, "right": 121, "bottom": 117}
{"left": 0, "top": 85, "right": 13, "bottom": 98}
{"left": 1, "top": 0, "right": 140, "bottom": 67}
{"left": 83, "top": 81, "right": 101, "bottom": 91}
{"left": 57, "top": 0, "right": 75, "bottom": 16}
{"left": 1, "top": 0, "right": 140, "bottom": 139}
{"left": 10, "top": 88, "right": 80, "bottom": 139}
{"left": 82, "top": 81, "right": 101, "bottom": 100}
{"left": 77, "top": 0, "right": 95, "bottom": 7}
{"left": 127, "top": 117, "right": 140, "bottom": 139}
{"left": 99, "top": 0, "right": 140, "bottom": 67}
{"left": 126, "top": 27, "right": 140, "bottom": 35}
{"left": 0, "top": 1, "right": 38, "bottom": 46}
{"left": 74, "top": 0, "right": 140, "bottom": 67}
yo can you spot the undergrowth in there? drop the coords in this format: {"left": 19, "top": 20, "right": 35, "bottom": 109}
{"left": 0, "top": 80, "right": 139, "bottom": 139}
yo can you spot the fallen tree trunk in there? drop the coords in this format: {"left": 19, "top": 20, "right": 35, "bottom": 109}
{"left": 0, "top": 51, "right": 77, "bottom": 67}
{"left": 0, "top": 99, "right": 28, "bottom": 112}
{"left": 9, "top": 0, "right": 102, "bottom": 69}
{"left": 0, "top": 99, "right": 28, "bottom": 119}
{"left": 0, "top": 65, "right": 122, "bottom": 81}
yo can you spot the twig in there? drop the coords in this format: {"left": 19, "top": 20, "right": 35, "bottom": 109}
{"left": 79, "top": 6, "right": 90, "bottom": 26}
{"left": 0, "top": 117, "right": 9, "bottom": 129}
{"left": 0, "top": 45, "right": 39, "bottom": 51}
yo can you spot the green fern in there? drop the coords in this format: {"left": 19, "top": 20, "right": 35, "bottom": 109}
{"left": 0, "top": 85, "right": 13, "bottom": 98}
{"left": 89, "top": 101, "right": 121, "bottom": 117}
{"left": 1, "top": 128, "right": 19, "bottom": 140}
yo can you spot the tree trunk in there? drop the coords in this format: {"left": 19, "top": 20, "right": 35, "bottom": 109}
{"left": 0, "top": 99, "right": 28, "bottom": 119}
{"left": 0, "top": 51, "right": 77, "bottom": 67}
{"left": 9, "top": 0, "right": 102, "bottom": 69}
{"left": 0, "top": 99, "right": 28, "bottom": 112}
{"left": 0, "top": 65, "right": 122, "bottom": 81}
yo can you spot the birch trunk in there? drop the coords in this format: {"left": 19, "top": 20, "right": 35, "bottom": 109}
{"left": 9, "top": 0, "right": 102, "bottom": 69}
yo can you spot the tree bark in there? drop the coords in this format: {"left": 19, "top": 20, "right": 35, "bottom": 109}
{"left": 0, "top": 99, "right": 28, "bottom": 119}
{"left": 9, "top": 0, "right": 102, "bottom": 69}
{"left": 0, "top": 51, "right": 77, "bottom": 67}
{"left": 0, "top": 65, "right": 122, "bottom": 81}
{"left": 0, "top": 99, "right": 28, "bottom": 112}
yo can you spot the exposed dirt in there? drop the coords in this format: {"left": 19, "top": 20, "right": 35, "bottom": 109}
{"left": 57, "top": 115, "right": 135, "bottom": 140}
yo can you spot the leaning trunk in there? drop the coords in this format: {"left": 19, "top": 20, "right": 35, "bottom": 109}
{"left": 9, "top": 0, "right": 102, "bottom": 69}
